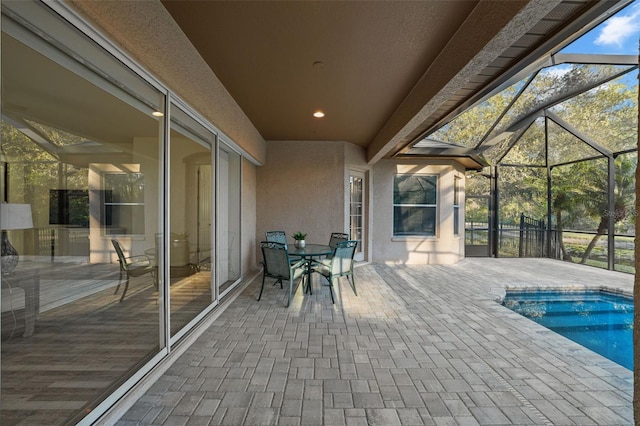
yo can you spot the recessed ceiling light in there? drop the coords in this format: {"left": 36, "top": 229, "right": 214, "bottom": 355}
{"left": 152, "top": 111, "right": 164, "bottom": 117}
{"left": 313, "top": 111, "right": 325, "bottom": 118}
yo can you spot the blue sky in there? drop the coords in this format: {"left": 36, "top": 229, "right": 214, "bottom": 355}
{"left": 562, "top": 0, "right": 640, "bottom": 55}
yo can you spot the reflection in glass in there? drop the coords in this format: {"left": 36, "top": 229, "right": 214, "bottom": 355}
{"left": 2, "top": 22, "right": 163, "bottom": 425}
{"left": 218, "top": 145, "right": 241, "bottom": 297}
{"left": 169, "top": 105, "right": 214, "bottom": 338}
{"left": 103, "top": 172, "right": 145, "bottom": 235}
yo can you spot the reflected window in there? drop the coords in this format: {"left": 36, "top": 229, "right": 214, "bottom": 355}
{"left": 102, "top": 172, "right": 145, "bottom": 235}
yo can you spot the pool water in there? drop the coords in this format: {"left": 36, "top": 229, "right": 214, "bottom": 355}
{"left": 502, "top": 290, "right": 633, "bottom": 370}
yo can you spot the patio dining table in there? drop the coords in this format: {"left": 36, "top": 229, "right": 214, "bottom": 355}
{"left": 288, "top": 244, "right": 333, "bottom": 295}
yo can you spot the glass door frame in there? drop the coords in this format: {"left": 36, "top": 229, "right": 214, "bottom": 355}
{"left": 349, "top": 170, "right": 367, "bottom": 262}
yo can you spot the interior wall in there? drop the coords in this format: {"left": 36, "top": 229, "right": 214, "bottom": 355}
{"left": 371, "top": 159, "right": 466, "bottom": 265}
{"left": 256, "top": 140, "right": 349, "bottom": 263}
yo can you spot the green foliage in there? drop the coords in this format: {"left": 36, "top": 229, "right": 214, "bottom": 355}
{"left": 461, "top": 64, "right": 637, "bottom": 237}
{"left": 2, "top": 120, "right": 89, "bottom": 227}
{"left": 292, "top": 232, "right": 307, "bottom": 240}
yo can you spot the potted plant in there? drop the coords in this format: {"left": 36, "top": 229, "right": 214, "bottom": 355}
{"left": 292, "top": 231, "right": 307, "bottom": 249}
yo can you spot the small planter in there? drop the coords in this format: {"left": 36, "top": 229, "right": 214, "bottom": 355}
{"left": 292, "top": 232, "right": 307, "bottom": 249}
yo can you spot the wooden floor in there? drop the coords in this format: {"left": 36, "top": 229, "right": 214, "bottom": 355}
{"left": 1, "top": 260, "right": 215, "bottom": 426}
{"left": 1, "top": 258, "right": 635, "bottom": 425}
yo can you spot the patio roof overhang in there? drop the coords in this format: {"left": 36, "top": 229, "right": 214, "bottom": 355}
{"left": 157, "top": 0, "right": 633, "bottom": 164}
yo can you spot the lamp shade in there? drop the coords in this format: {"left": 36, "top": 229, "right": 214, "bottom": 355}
{"left": 0, "top": 203, "right": 33, "bottom": 230}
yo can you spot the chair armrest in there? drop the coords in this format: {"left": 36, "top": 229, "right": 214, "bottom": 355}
{"left": 126, "top": 255, "right": 152, "bottom": 265}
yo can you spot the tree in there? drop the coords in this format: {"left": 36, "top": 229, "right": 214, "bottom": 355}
{"left": 574, "top": 156, "right": 636, "bottom": 264}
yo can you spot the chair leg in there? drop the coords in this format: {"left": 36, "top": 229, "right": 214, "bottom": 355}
{"left": 286, "top": 278, "right": 292, "bottom": 308}
{"left": 119, "top": 274, "right": 130, "bottom": 302}
{"left": 305, "top": 273, "right": 312, "bottom": 295}
{"left": 258, "top": 273, "right": 267, "bottom": 301}
{"left": 347, "top": 273, "right": 357, "bottom": 296}
{"left": 114, "top": 268, "right": 123, "bottom": 295}
{"left": 328, "top": 277, "right": 335, "bottom": 304}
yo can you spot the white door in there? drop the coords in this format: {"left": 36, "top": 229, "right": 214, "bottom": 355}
{"left": 349, "top": 171, "right": 366, "bottom": 261}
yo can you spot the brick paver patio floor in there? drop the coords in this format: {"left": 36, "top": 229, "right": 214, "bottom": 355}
{"left": 116, "top": 258, "right": 634, "bottom": 425}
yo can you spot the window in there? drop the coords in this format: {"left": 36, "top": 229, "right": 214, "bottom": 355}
{"left": 454, "top": 176, "right": 461, "bottom": 235}
{"left": 102, "top": 172, "right": 145, "bottom": 235}
{"left": 393, "top": 174, "right": 437, "bottom": 236}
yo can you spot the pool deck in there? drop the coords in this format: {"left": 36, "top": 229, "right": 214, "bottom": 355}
{"left": 115, "top": 258, "right": 634, "bottom": 425}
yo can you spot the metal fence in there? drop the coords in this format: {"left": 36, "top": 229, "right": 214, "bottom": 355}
{"left": 465, "top": 216, "right": 634, "bottom": 272}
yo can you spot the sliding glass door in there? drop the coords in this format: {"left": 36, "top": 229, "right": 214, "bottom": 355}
{"left": 168, "top": 104, "right": 215, "bottom": 340}
{"left": 217, "top": 143, "right": 241, "bottom": 298}
{"left": 1, "top": 2, "right": 164, "bottom": 423}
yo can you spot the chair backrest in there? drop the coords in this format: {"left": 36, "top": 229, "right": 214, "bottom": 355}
{"left": 331, "top": 240, "right": 357, "bottom": 275}
{"left": 265, "top": 231, "right": 288, "bottom": 245}
{"left": 260, "top": 241, "right": 292, "bottom": 278}
{"left": 328, "top": 232, "right": 348, "bottom": 249}
{"left": 111, "top": 239, "right": 128, "bottom": 270}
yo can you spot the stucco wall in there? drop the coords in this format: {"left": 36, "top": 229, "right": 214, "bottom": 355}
{"left": 372, "top": 159, "right": 465, "bottom": 265}
{"left": 256, "top": 140, "right": 351, "bottom": 264}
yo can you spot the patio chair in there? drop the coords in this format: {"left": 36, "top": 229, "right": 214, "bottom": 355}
{"left": 112, "top": 239, "right": 157, "bottom": 302}
{"left": 265, "top": 230, "right": 287, "bottom": 244}
{"left": 313, "top": 240, "right": 358, "bottom": 303}
{"left": 259, "top": 241, "right": 306, "bottom": 307}
{"left": 325, "top": 232, "right": 348, "bottom": 258}
{"left": 328, "top": 232, "right": 349, "bottom": 249}
{"left": 265, "top": 230, "right": 302, "bottom": 263}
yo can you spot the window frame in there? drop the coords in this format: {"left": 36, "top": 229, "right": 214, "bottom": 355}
{"left": 392, "top": 174, "right": 438, "bottom": 237}
{"left": 101, "top": 171, "right": 146, "bottom": 236}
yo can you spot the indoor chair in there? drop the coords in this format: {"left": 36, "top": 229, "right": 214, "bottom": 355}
{"left": 112, "top": 239, "right": 157, "bottom": 302}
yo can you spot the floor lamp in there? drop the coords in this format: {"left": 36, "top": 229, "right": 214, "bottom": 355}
{"left": 1, "top": 203, "right": 33, "bottom": 275}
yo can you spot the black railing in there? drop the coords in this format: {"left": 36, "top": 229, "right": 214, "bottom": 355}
{"left": 465, "top": 217, "right": 634, "bottom": 273}
{"left": 519, "top": 214, "right": 545, "bottom": 257}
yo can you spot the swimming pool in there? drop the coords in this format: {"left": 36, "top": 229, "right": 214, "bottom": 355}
{"left": 502, "top": 290, "right": 633, "bottom": 370}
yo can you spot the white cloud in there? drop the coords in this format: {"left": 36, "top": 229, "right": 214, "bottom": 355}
{"left": 594, "top": 4, "right": 640, "bottom": 48}
{"left": 544, "top": 65, "right": 571, "bottom": 78}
